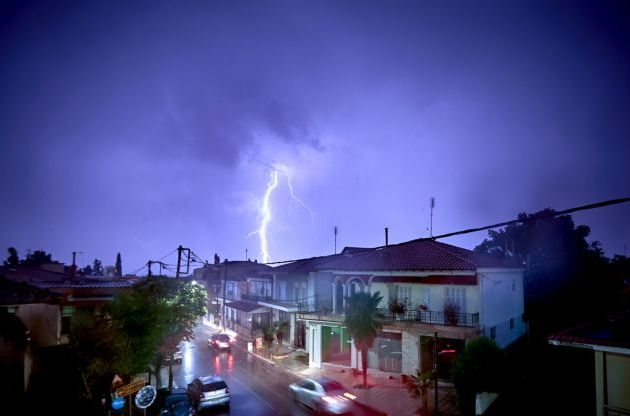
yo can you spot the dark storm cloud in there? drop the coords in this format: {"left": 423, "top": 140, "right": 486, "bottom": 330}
{"left": 1, "top": 0, "right": 629, "bottom": 268}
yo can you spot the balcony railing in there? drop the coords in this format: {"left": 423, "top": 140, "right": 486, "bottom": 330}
{"left": 297, "top": 298, "right": 333, "bottom": 314}
{"left": 378, "top": 309, "right": 480, "bottom": 327}
{"left": 241, "top": 293, "right": 273, "bottom": 302}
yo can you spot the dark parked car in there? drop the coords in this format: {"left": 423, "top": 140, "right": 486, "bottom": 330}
{"left": 187, "top": 375, "right": 230, "bottom": 411}
{"left": 159, "top": 388, "right": 194, "bottom": 416}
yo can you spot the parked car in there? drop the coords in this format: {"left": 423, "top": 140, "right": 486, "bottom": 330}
{"left": 147, "top": 388, "right": 192, "bottom": 416}
{"left": 187, "top": 375, "right": 230, "bottom": 411}
{"left": 289, "top": 377, "right": 355, "bottom": 414}
{"left": 159, "top": 388, "right": 194, "bottom": 416}
{"left": 208, "top": 333, "right": 233, "bottom": 350}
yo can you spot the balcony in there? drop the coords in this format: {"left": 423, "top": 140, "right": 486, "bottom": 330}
{"left": 378, "top": 309, "right": 480, "bottom": 327}
{"left": 241, "top": 293, "right": 273, "bottom": 302}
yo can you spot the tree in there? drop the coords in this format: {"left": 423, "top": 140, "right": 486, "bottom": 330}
{"left": 403, "top": 369, "right": 434, "bottom": 415}
{"left": 71, "top": 276, "right": 206, "bottom": 397}
{"left": 4, "top": 247, "right": 19, "bottom": 266}
{"left": 80, "top": 264, "right": 93, "bottom": 276}
{"left": 343, "top": 291, "right": 384, "bottom": 388}
{"left": 109, "top": 277, "right": 206, "bottom": 388}
{"left": 92, "top": 259, "right": 103, "bottom": 276}
{"left": 115, "top": 253, "right": 122, "bottom": 277}
{"left": 451, "top": 337, "right": 507, "bottom": 416}
{"left": 20, "top": 250, "right": 53, "bottom": 267}
{"left": 474, "top": 208, "right": 609, "bottom": 334}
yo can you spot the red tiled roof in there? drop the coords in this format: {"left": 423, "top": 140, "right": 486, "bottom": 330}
{"left": 274, "top": 240, "right": 518, "bottom": 273}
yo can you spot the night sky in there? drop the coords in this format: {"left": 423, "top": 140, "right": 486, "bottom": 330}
{"left": 1, "top": 0, "right": 629, "bottom": 274}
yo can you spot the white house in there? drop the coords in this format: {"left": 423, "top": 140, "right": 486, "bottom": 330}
{"left": 272, "top": 240, "right": 525, "bottom": 377}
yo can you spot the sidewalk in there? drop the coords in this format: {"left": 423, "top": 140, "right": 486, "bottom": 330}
{"left": 204, "top": 320, "right": 461, "bottom": 415}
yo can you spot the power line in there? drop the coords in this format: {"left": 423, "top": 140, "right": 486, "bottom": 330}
{"left": 263, "top": 197, "right": 630, "bottom": 265}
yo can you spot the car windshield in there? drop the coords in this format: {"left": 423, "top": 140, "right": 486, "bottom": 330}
{"left": 201, "top": 381, "right": 227, "bottom": 392}
{"left": 215, "top": 334, "right": 230, "bottom": 342}
{"left": 321, "top": 380, "right": 345, "bottom": 392}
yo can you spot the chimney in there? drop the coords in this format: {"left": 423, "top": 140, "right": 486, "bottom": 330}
{"left": 385, "top": 227, "right": 389, "bottom": 246}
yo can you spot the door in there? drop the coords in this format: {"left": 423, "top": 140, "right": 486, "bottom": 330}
{"left": 310, "top": 326, "right": 321, "bottom": 368}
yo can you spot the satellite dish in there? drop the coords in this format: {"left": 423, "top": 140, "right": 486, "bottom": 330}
{"left": 134, "top": 385, "right": 157, "bottom": 409}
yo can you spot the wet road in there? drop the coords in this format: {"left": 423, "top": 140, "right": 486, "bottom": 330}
{"left": 170, "top": 324, "right": 310, "bottom": 416}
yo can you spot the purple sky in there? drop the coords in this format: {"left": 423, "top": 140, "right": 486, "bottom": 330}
{"left": 1, "top": 0, "right": 629, "bottom": 274}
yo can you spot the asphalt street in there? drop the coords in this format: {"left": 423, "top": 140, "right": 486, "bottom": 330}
{"left": 170, "top": 324, "right": 310, "bottom": 416}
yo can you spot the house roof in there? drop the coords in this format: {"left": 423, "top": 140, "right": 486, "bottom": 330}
{"left": 273, "top": 240, "right": 518, "bottom": 273}
{"left": 225, "top": 300, "right": 267, "bottom": 313}
{"left": 194, "top": 260, "right": 274, "bottom": 281}
{"left": 0, "top": 276, "right": 61, "bottom": 305}
{"left": 0, "top": 266, "right": 138, "bottom": 290}
{"left": 548, "top": 318, "right": 630, "bottom": 352}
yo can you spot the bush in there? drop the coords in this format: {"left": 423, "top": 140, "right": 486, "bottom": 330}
{"left": 451, "top": 337, "right": 507, "bottom": 415}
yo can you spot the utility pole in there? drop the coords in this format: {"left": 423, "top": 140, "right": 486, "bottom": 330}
{"left": 175, "top": 245, "right": 192, "bottom": 277}
{"left": 430, "top": 197, "right": 436, "bottom": 238}
{"left": 433, "top": 331, "right": 439, "bottom": 415}
{"left": 176, "top": 245, "right": 183, "bottom": 278}
{"left": 222, "top": 260, "right": 228, "bottom": 330}
{"left": 147, "top": 260, "right": 166, "bottom": 277}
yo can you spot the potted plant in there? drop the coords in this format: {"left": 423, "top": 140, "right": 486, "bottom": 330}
{"left": 389, "top": 299, "right": 407, "bottom": 320}
{"left": 444, "top": 300, "right": 460, "bottom": 326}
{"left": 416, "top": 303, "right": 429, "bottom": 321}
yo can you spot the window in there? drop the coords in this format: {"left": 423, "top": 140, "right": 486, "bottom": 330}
{"left": 422, "top": 287, "right": 431, "bottom": 308}
{"left": 510, "top": 318, "right": 515, "bottom": 330}
{"left": 61, "top": 306, "right": 75, "bottom": 334}
{"left": 512, "top": 279, "right": 516, "bottom": 291}
{"left": 279, "top": 310, "right": 289, "bottom": 322}
{"left": 444, "top": 286, "right": 466, "bottom": 312}
{"left": 226, "top": 282, "right": 236, "bottom": 299}
{"left": 397, "top": 285, "right": 411, "bottom": 307}
{"left": 490, "top": 326, "right": 496, "bottom": 340}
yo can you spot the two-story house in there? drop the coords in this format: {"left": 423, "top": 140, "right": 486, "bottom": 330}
{"left": 273, "top": 239, "right": 525, "bottom": 377}
{"left": 193, "top": 259, "right": 277, "bottom": 339}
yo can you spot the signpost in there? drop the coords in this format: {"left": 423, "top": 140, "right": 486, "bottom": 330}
{"left": 115, "top": 378, "right": 146, "bottom": 397}
{"left": 111, "top": 397, "right": 125, "bottom": 410}
{"left": 135, "top": 385, "right": 157, "bottom": 413}
{"left": 115, "top": 377, "right": 147, "bottom": 415}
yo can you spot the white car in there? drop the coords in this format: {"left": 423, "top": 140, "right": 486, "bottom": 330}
{"left": 208, "top": 333, "right": 233, "bottom": 350}
{"left": 289, "top": 377, "right": 355, "bottom": 414}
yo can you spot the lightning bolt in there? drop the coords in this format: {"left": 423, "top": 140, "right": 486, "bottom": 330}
{"left": 287, "top": 176, "right": 314, "bottom": 218}
{"left": 249, "top": 166, "right": 313, "bottom": 263}
{"left": 258, "top": 169, "right": 279, "bottom": 263}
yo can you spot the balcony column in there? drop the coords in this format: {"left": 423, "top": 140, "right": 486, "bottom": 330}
{"left": 342, "top": 283, "right": 348, "bottom": 312}
{"left": 332, "top": 281, "right": 337, "bottom": 314}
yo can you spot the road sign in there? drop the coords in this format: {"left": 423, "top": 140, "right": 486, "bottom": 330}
{"left": 115, "top": 378, "right": 146, "bottom": 397}
{"left": 134, "top": 385, "right": 157, "bottom": 409}
{"left": 112, "top": 397, "right": 125, "bottom": 410}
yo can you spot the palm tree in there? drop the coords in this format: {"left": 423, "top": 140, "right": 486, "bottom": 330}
{"left": 343, "top": 291, "right": 384, "bottom": 388}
